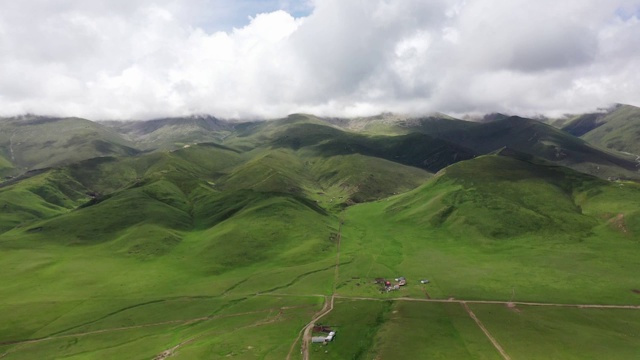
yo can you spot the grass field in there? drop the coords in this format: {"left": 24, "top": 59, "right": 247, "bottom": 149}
{"left": 312, "top": 300, "right": 502, "bottom": 359}
{"left": 1, "top": 124, "right": 640, "bottom": 359}
{"left": 335, "top": 156, "right": 640, "bottom": 305}
{"left": 470, "top": 304, "right": 640, "bottom": 359}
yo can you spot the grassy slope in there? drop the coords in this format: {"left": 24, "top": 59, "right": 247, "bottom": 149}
{"left": 0, "top": 145, "right": 339, "bottom": 359}
{"left": 313, "top": 300, "right": 501, "bottom": 360}
{"left": 101, "top": 116, "right": 234, "bottom": 150}
{"left": 337, "top": 154, "right": 640, "bottom": 304}
{"left": 0, "top": 136, "right": 435, "bottom": 358}
{"left": 436, "top": 116, "right": 640, "bottom": 180}
{"left": 0, "top": 170, "right": 89, "bottom": 234}
{"left": 579, "top": 104, "right": 640, "bottom": 155}
{"left": 268, "top": 122, "right": 477, "bottom": 173}
{"left": 221, "top": 117, "right": 436, "bottom": 206}
{"left": 323, "top": 112, "right": 474, "bottom": 136}
{"left": 316, "top": 154, "right": 640, "bottom": 358}
{"left": 2, "top": 116, "right": 640, "bottom": 358}
{"left": 0, "top": 154, "right": 13, "bottom": 175}
{"left": 0, "top": 116, "right": 138, "bottom": 171}
{"left": 223, "top": 114, "right": 475, "bottom": 174}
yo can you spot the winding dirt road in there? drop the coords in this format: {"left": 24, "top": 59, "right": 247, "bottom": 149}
{"left": 290, "top": 216, "right": 343, "bottom": 360}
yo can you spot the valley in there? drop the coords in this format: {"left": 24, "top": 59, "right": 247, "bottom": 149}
{"left": 1, "top": 109, "right": 640, "bottom": 359}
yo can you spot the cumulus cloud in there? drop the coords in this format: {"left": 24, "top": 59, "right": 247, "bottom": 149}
{"left": 0, "top": 0, "right": 639, "bottom": 119}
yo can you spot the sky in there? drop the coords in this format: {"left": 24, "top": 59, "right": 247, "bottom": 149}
{"left": 1, "top": 0, "right": 639, "bottom": 120}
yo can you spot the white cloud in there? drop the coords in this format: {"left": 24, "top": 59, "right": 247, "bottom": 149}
{"left": 0, "top": 0, "right": 639, "bottom": 119}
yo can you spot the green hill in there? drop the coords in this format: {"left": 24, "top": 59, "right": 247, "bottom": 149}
{"left": 565, "top": 104, "right": 640, "bottom": 155}
{"left": 337, "top": 152, "right": 640, "bottom": 305}
{"left": 264, "top": 120, "right": 476, "bottom": 172}
{"left": 1, "top": 112, "right": 640, "bottom": 359}
{"left": 89, "top": 111, "right": 640, "bottom": 182}
{"left": 0, "top": 169, "right": 89, "bottom": 234}
{"left": 323, "top": 112, "right": 474, "bottom": 135}
{"left": 0, "top": 154, "right": 14, "bottom": 178}
{"left": 101, "top": 115, "right": 234, "bottom": 150}
{"left": 0, "top": 116, "right": 138, "bottom": 172}
{"left": 434, "top": 116, "right": 639, "bottom": 180}
{"left": 387, "top": 152, "right": 608, "bottom": 239}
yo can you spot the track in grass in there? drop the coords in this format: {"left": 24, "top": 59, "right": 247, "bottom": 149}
{"left": 461, "top": 301, "right": 511, "bottom": 360}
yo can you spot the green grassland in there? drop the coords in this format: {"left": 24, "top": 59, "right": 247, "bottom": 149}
{"left": 470, "top": 304, "right": 640, "bottom": 359}
{"left": 302, "top": 154, "right": 640, "bottom": 359}
{"left": 313, "top": 300, "right": 502, "bottom": 359}
{"left": 336, "top": 154, "right": 640, "bottom": 304}
{"left": 0, "top": 295, "right": 322, "bottom": 360}
{"left": 1, "top": 114, "right": 640, "bottom": 359}
{"left": 0, "top": 131, "right": 433, "bottom": 359}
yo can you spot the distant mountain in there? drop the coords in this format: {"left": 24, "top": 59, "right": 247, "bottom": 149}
{"left": 433, "top": 115, "right": 640, "bottom": 180}
{"left": 561, "top": 104, "right": 640, "bottom": 155}
{"left": 0, "top": 116, "right": 138, "bottom": 175}
{"left": 4, "top": 111, "right": 638, "bottom": 183}
{"left": 479, "top": 112, "right": 511, "bottom": 123}
{"left": 323, "top": 112, "right": 469, "bottom": 135}
{"left": 222, "top": 114, "right": 477, "bottom": 173}
{"left": 291, "top": 112, "right": 639, "bottom": 180}
{"left": 101, "top": 115, "right": 235, "bottom": 150}
{"left": 2, "top": 109, "right": 640, "bottom": 359}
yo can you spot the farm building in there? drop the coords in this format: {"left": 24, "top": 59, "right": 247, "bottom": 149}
{"left": 312, "top": 331, "right": 337, "bottom": 343}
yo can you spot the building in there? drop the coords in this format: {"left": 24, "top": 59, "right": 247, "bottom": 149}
{"left": 312, "top": 337, "right": 327, "bottom": 343}
{"left": 312, "top": 331, "right": 337, "bottom": 344}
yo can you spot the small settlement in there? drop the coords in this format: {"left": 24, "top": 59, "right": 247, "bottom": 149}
{"left": 375, "top": 276, "right": 407, "bottom": 292}
{"left": 374, "top": 276, "right": 429, "bottom": 292}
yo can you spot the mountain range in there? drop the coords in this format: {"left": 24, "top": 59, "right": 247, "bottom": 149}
{"left": 1, "top": 104, "right": 639, "bottom": 359}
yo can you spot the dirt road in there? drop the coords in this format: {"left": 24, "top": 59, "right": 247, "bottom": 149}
{"left": 332, "top": 295, "right": 640, "bottom": 309}
{"left": 292, "top": 216, "right": 343, "bottom": 360}
{"left": 461, "top": 302, "right": 511, "bottom": 360}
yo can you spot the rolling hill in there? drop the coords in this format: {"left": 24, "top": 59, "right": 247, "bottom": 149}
{"left": 387, "top": 150, "right": 626, "bottom": 239}
{"left": 322, "top": 112, "right": 475, "bottom": 135}
{"left": 432, "top": 115, "right": 640, "bottom": 180}
{"left": 101, "top": 115, "right": 235, "bottom": 150}
{"left": 337, "top": 150, "right": 640, "bottom": 302}
{"left": 562, "top": 104, "right": 640, "bottom": 155}
{"left": 1, "top": 110, "right": 640, "bottom": 359}
{"left": 0, "top": 116, "right": 138, "bottom": 174}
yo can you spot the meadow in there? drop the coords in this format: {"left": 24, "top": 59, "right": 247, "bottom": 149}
{"left": 1, "top": 114, "right": 640, "bottom": 359}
